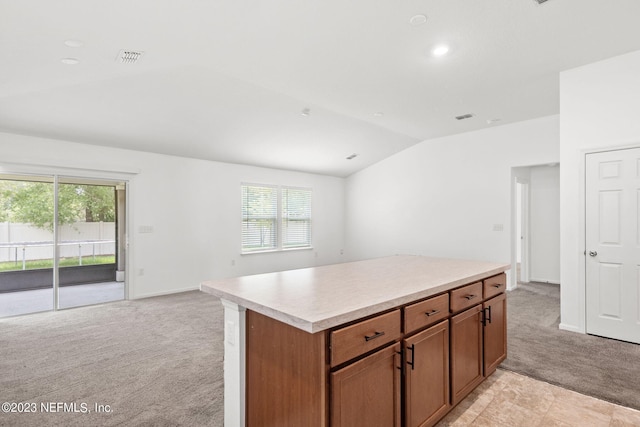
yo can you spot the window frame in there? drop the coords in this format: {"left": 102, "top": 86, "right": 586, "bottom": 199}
{"left": 240, "top": 183, "right": 312, "bottom": 254}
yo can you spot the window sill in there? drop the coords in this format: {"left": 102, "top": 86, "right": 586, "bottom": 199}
{"left": 241, "top": 247, "right": 314, "bottom": 255}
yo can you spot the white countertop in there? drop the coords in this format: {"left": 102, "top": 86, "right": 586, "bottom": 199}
{"left": 200, "top": 255, "right": 509, "bottom": 333}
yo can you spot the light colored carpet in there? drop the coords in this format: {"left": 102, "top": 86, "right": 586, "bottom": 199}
{"left": 0, "top": 290, "right": 224, "bottom": 426}
{"left": 502, "top": 282, "right": 640, "bottom": 411}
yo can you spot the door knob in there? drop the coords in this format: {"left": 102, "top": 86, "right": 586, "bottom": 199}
{"left": 589, "top": 251, "right": 598, "bottom": 257}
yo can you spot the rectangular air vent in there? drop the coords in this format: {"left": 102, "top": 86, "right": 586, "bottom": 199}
{"left": 455, "top": 113, "right": 475, "bottom": 121}
{"left": 117, "top": 50, "right": 144, "bottom": 64}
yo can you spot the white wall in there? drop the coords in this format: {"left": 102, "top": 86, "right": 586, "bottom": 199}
{"left": 559, "top": 49, "right": 640, "bottom": 333}
{"left": 528, "top": 165, "right": 560, "bottom": 284}
{"left": 345, "top": 116, "right": 560, "bottom": 277}
{"left": 0, "top": 132, "right": 345, "bottom": 299}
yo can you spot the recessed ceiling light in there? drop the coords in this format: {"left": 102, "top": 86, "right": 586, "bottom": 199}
{"left": 409, "top": 14, "right": 428, "bottom": 26}
{"left": 486, "top": 118, "right": 502, "bottom": 124}
{"left": 373, "top": 112, "right": 384, "bottom": 117}
{"left": 61, "top": 58, "right": 80, "bottom": 65}
{"left": 432, "top": 45, "right": 450, "bottom": 57}
{"left": 346, "top": 154, "right": 358, "bottom": 160}
{"left": 301, "top": 108, "right": 311, "bottom": 117}
{"left": 64, "top": 39, "right": 83, "bottom": 48}
{"left": 455, "top": 113, "right": 474, "bottom": 121}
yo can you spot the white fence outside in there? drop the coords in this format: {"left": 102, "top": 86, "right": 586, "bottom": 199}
{"left": 0, "top": 222, "right": 115, "bottom": 263}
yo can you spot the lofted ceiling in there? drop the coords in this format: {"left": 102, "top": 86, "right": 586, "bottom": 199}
{"left": 2, "top": 1, "right": 640, "bottom": 177}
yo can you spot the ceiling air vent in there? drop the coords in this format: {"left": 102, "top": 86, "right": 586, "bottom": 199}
{"left": 117, "top": 50, "right": 144, "bottom": 64}
{"left": 455, "top": 113, "right": 475, "bottom": 121}
{"left": 533, "top": 0, "right": 549, "bottom": 4}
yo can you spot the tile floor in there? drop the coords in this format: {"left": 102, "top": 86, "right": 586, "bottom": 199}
{"left": 436, "top": 369, "right": 640, "bottom": 427}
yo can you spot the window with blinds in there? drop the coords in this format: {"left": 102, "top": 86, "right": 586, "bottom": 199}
{"left": 241, "top": 184, "right": 312, "bottom": 253}
{"left": 282, "top": 187, "right": 312, "bottom": 249}
{"left": 241, "top": 185, "right": 278, "bottom": 252}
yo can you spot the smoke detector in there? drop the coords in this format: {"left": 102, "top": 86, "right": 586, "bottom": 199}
{"left": 116, "top": 50, "right": 144, "bottom": 64}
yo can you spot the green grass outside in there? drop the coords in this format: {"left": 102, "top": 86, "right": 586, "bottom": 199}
{"left": 0, "top": 255, "right": 115, "bottom": 272}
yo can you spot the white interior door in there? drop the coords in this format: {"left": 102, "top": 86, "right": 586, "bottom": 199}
{"left": 585, "top": 147, "right": 640, "bottom": 344}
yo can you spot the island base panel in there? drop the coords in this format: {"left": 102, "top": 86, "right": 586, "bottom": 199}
{"left": 246, "top": 309, "right": 328, "bottom": 427}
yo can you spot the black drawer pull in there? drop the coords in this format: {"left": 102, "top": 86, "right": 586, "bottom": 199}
{"left": 425, "top": 309, "right": 440, "bottom": 317}
{"left": 364, "top": 331, "right": 385, "bottom": 342}
{"left": 492, "top": 284, "right": 502, "bottom": 288}
{"left": 464, "top": 294, "right": 477, "bottom": 300}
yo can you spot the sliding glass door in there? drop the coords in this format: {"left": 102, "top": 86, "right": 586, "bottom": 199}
{"left": 0, "top": 176, "right": 55, "bottom": 316}
{"left": 57, "top": 178, "right": 124, "bottom": 309}
{"left": 0, "top": 174, "right": 126, "bottom": 317}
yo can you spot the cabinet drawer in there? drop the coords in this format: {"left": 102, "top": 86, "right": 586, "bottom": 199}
{"left": 450, "top": 282, "right": 482, "bottom": 313}
{"left": 484, "top": 273, "right": 506, "bottom": 299}
{"left": 331, "top": 309, "right": 401, "bottom": 366}
{"left": 404, "top": 293, "right": 449, "bottom": 334}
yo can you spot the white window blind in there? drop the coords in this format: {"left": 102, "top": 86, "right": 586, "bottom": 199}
{"left": 241, "top": 185, "right": 277, "bottom": 252}
{"left": 282, "top": 187, "right": 312, "bottom": 249}
{"left": 241, "top": 184, "right": 312, "bottom": 253}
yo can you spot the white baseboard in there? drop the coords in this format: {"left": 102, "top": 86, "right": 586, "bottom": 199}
{"left": 131, "top": 286, "right": 200, "bottom": 300}
{"left": 528, "top": 277, "right": 561, "bottom": 285}
{"left": 559, "top": 323, "right": 584, "bottom": 334}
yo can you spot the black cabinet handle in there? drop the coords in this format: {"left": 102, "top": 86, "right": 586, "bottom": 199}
{"left": 492, "top": 284, "right": 502, "bottom": 288}
{"left": 364, "top": 331, "right": 385, "bottom": 342}
{"left": 464, "top": 294, "right": 477, "bottom": 300}
{"left": 425, "top": 309, "right": 440, "bottom": 317}
{"left": 481, "top": 306, "right": 492, "bottom": 326}
{"left": 406, "top": 344, "right": 415, "bottom": 370}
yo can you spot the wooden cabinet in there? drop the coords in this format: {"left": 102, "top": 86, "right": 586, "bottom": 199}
{"left": 331, "top": 343, "right": 401, "bottom": 427}
{"left": 404, "top": 320, "right": 450, "bottom": 427}
{"left": 483, "top": 273, "right": 506, "bottom": 300}
{"left": 244, "top": 271, "right": 507, "bottom": 426}
{"left": 450, "top": 304, "right": 484, "bottom": 406}
{"left": 450, "top": 281, "right": 483, "bottom": 313}
{"left": 330, "top": 309, "right": 401, "bottom": 367}
{"left": 483, "top": 293, "right": 507, "bottom": 376}
{"left": 450, "top": 274, "right": 507, "bottom": 406}
{"left": 246, "top": 310, "right": 328, "bottom": 427}
{"left": 404, "top": 293, "right": 449, "bottom": 333}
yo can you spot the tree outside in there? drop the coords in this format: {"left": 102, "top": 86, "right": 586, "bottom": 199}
{"left": 0, "top": 180, "right": 115, "bottom": 231}
{"left": 0, "top": 180, "right": 116, "bottom": 272}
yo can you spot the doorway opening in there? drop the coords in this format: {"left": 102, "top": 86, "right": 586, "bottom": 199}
{"left": 511, "top": 164, "right": 560, "bottom": 291}
{"left": 0, "top": 174, "right": 127, "bottom": 317}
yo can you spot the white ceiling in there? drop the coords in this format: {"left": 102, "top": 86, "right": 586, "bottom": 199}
{"left": 2, "top": 1, "right": 640, "bottom": 177}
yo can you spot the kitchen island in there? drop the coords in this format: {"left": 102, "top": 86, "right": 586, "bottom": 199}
{"left": 201, "top": 255, "right": 509, "bottom": 427}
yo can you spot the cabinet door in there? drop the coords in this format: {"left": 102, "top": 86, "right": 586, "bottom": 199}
{"left": 331, "top": 343, "right": 401, "bottom": 427}
{"left": 450, "top": 305, "right": 483, "bottom": 406}
{"left": 483, "top": 293, "right": 507, "bottom": 376}
{"left": 404, "top": 320, "right": 450, "bottom": 427}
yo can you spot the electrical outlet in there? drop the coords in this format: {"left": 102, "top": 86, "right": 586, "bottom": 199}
{"left": 493, "top": 224, "right": 504, "bottom": 232}
{"left": 138, "top": 268, "right": 144, "bottom": 276}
